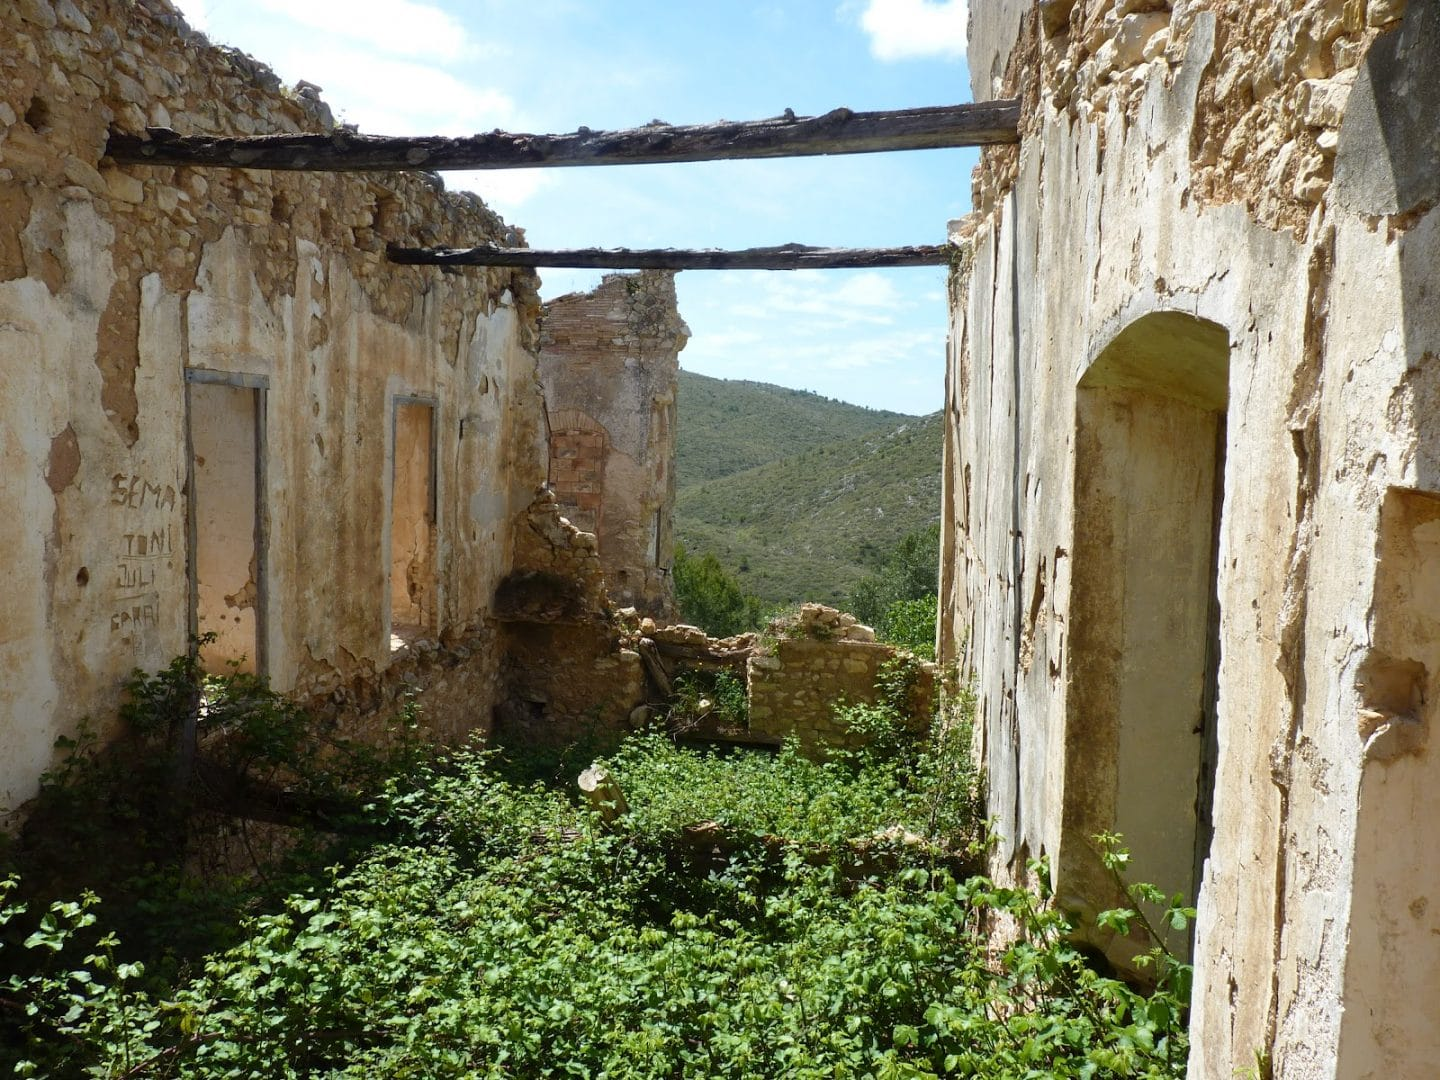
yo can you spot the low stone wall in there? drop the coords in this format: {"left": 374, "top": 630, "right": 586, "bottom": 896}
{"left": 656, "top": 604, "right": 944, "bottom": 754}
{"left": 748, "top": 630, "right": 938, "bottom": 754}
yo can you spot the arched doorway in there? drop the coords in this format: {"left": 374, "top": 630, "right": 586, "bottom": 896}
{"left": 1061, "top": 310, "right": 1230, "bottom": 961}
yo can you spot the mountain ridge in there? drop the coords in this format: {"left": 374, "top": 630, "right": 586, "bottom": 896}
{"left": 674, "top": 370, "right": 943, "bottom": 609}
{"left": 676, "top": 370, "right": 914, "bottom": 489}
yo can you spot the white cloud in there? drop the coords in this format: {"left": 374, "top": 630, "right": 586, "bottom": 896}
{"left": 257, "top": 45, "right": 518, "bottom": 136}
{"left": 450, "top": 169, "right": 556, "bottom": 218}
{"left": 727, "top": 270, "right": 915, "bottom": 327}
{"left": 177, "top": 0, "right": 208, "bottom": 30}
{"left": 253, "top": 0, "right": 478, "bottom": 63}
{"left": 859, "top": 0, "right": 968, "bottom": 61}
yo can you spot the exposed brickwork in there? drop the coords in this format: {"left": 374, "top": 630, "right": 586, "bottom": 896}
{"left": 539, "top": 272, "right": 688, "bottom": 618}
{"left": 547, "top": 411, "right": 608, "bottom": 535}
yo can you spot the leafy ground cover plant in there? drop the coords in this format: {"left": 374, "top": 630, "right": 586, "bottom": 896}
{"left": 1, "top": 654, "right": 1190, "bottom": 1078}
{"left": 666, "top": 669, "right": 750, "bottom": 732}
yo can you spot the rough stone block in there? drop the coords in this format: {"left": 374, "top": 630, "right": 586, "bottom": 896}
{"left": 61, "top": 155, "right": 106, "bottom": 195}
{"left": 1114, "top": 12, "right": 1170, "bottom": 68}
{"left": 103, "top": 168, "right": 145, "bottom": 204}
{"left": 53, "top": 0, "right": 90, "bottom": 33}
{"left": 1298, "top": 74, "right": 1355, "bottom": 128}
{"left": 1367, "top": 0, "right": 1407, "bottom": 26}
{"left": 17, "top": 0, "right": 57, "bottom": 29}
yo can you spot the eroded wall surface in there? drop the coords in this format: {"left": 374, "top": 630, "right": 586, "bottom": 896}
{"left": 538, "top": 271, "right": 688, "bottom": 618}
{"left": 946, "top": 0, "right": 1439, "bottom": 1074}
{"left": 0, "top": 0, "right": 548, "bottom": 819}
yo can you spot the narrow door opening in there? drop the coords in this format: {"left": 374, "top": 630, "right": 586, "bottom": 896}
{"left": 187, "top": 376, "right": 265, "bottom": 675}
{"left": 1063, "top": 311, "right": 1229, "bottom": 963}
{"left": 390, "top": 399, "right": 437, "bottom": 651}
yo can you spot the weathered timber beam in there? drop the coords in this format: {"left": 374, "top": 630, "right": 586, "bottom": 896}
{"left": 385, "top": 242, "right": 952, "bottom": 271}
{"left": 105, "top": 100, "right": 1019, "bottom": 171}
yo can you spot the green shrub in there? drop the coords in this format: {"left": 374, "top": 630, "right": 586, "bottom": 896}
{"left": 672, "top": 544, "right": 767, "bottom": 637}
{"left": 878, "top": 593, "right": 938, "bottom": 659}
{"left": 847, "top": 524, "right": 940, "bottom": 628}
{"left": 1, "top": 654, "right": 1189, "bottom": 1079}
{"left": 667, "top": 669, "right": 749, "bottom": 730}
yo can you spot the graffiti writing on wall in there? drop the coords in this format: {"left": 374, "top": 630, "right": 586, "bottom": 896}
{"left": 109, "top": 474, "right": 178, "bottom": 636}
{"left": 111, "top": 473, "right": 177, "bottom": 512}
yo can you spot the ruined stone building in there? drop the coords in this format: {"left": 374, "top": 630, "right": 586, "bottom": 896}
{"left": 943, "top": 0, "right": 1439, "bottom": 1074}
{"left": 538, "top": 271, "right": 688, "bottom": 619}
{"left": 16, "top": 0, "right": 1440, "bottom": 1071}
{"left": 0, "top": 0, "right": 573, "bottom": 821}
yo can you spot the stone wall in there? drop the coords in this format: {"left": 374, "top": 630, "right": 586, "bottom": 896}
{"left": 538, "top": 271, "right": 688, "bottom": 618}
{"left": 747, "top": 606, "right": 936, "bottom": 756}
{"left": 749, "top": 645, "right": 934, "bottom": 756}
{"left": 948, "top": 0, "right": 1440, "bottom": 1075}
{"left": 491, "top": 490, "right": 647, "bottom": 750}
{"left": 0, "top": 0, "right": 548, "bottom": 820}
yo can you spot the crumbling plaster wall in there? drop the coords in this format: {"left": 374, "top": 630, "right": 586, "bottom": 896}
{"left": 0, "top": 0, "right": 548, "bottom": 819}
{"left": 946, "top": 0, "right": 1438, "bottom": 1075}
{"left": 538, "top": 271, "right": 688, "bottom": 618}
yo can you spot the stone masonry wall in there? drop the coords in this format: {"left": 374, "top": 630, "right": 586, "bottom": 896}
{"left": 0, "top": 0, "right": 548, "bottom": 819}
{"left": 747, "top": 605, "right": 936, "bottom": 756}
{"left": 538, "top": 271, "right": 688, "bottom": 618}
{"left": 491, "top": 491, "right": 646, "bottom": 752}
{"left": 951, "top": 1, "right": 1440, "bottom": 1075}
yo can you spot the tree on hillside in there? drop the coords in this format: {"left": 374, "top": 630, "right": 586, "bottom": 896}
{"left": 847, "top": 524, "right": 940, "bottom": 658}
{"left": 672, "top": 545, "right": 767, "bottom": 638}
{"left": 847, "top": 524, "right": 940, "bottom": 626}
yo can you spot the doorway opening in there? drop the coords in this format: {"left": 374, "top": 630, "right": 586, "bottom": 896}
{"left": 389, "top": 397, "right": 438, "bottom": 651}
{"left": 1063, "top": 311, "right": 1229, "bottom": 959}
{"left": 186, "top": 371, "right": 267, "bottom": 675}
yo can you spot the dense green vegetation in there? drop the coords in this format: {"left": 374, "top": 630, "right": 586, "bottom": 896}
{"left": 672, "top": 520, "right": 942, "bottom": 650}
{"left": 848, "top": 524, "right": 943, "bottom": 657}
{"left": 676, "top": 412, "right": 944, "bottom": 609}
{"left": 2, "top": 655, "right": 1192, "bottom": 1079}
{"left": 676, "top": 371, "right": 911, "bottom": 489}
{"left": 672, "top": 544, "right": 768, "bottom": 638}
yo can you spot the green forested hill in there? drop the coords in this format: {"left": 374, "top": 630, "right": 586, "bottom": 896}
{"left": 676, "top": 371, "right": 913, "bottom": 488}
{"left": 674, "top": 402, "right": 944, "bottom": 610}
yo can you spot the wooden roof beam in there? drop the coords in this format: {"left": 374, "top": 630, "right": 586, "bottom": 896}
{"left": 385, "top": 243, "right": 953, "bottom": 271}
{"left": 106, "top": 100, "right": 1019, "bottom": 172}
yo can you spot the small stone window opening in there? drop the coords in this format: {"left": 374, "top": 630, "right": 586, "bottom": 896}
{"left": 24, "top": 96, "right": 51, "bottom": 133}
{"left": 389, "top": 399, "right": 437, "bottom": 652}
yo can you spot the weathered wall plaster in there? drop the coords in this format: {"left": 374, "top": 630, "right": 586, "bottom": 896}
{"left": 0, "top": 0, "right": 548, "bottom": 820}
{"left": 538, "top": 271, "right": 688, "bottom": 618}
{"left": 947, "top": 0, "right": 1439, "bottom": 1074}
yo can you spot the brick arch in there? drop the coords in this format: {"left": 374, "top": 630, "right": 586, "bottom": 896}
{"left": 548, "top": 409, "right": 609, "bottom": 441}
{"left": 547, "top": 410, "right": 610, "bottom": 538}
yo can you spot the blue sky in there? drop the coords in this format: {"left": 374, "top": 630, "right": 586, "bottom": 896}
{"left": 180, "top": 0, "right": 974, "bottom": 414}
